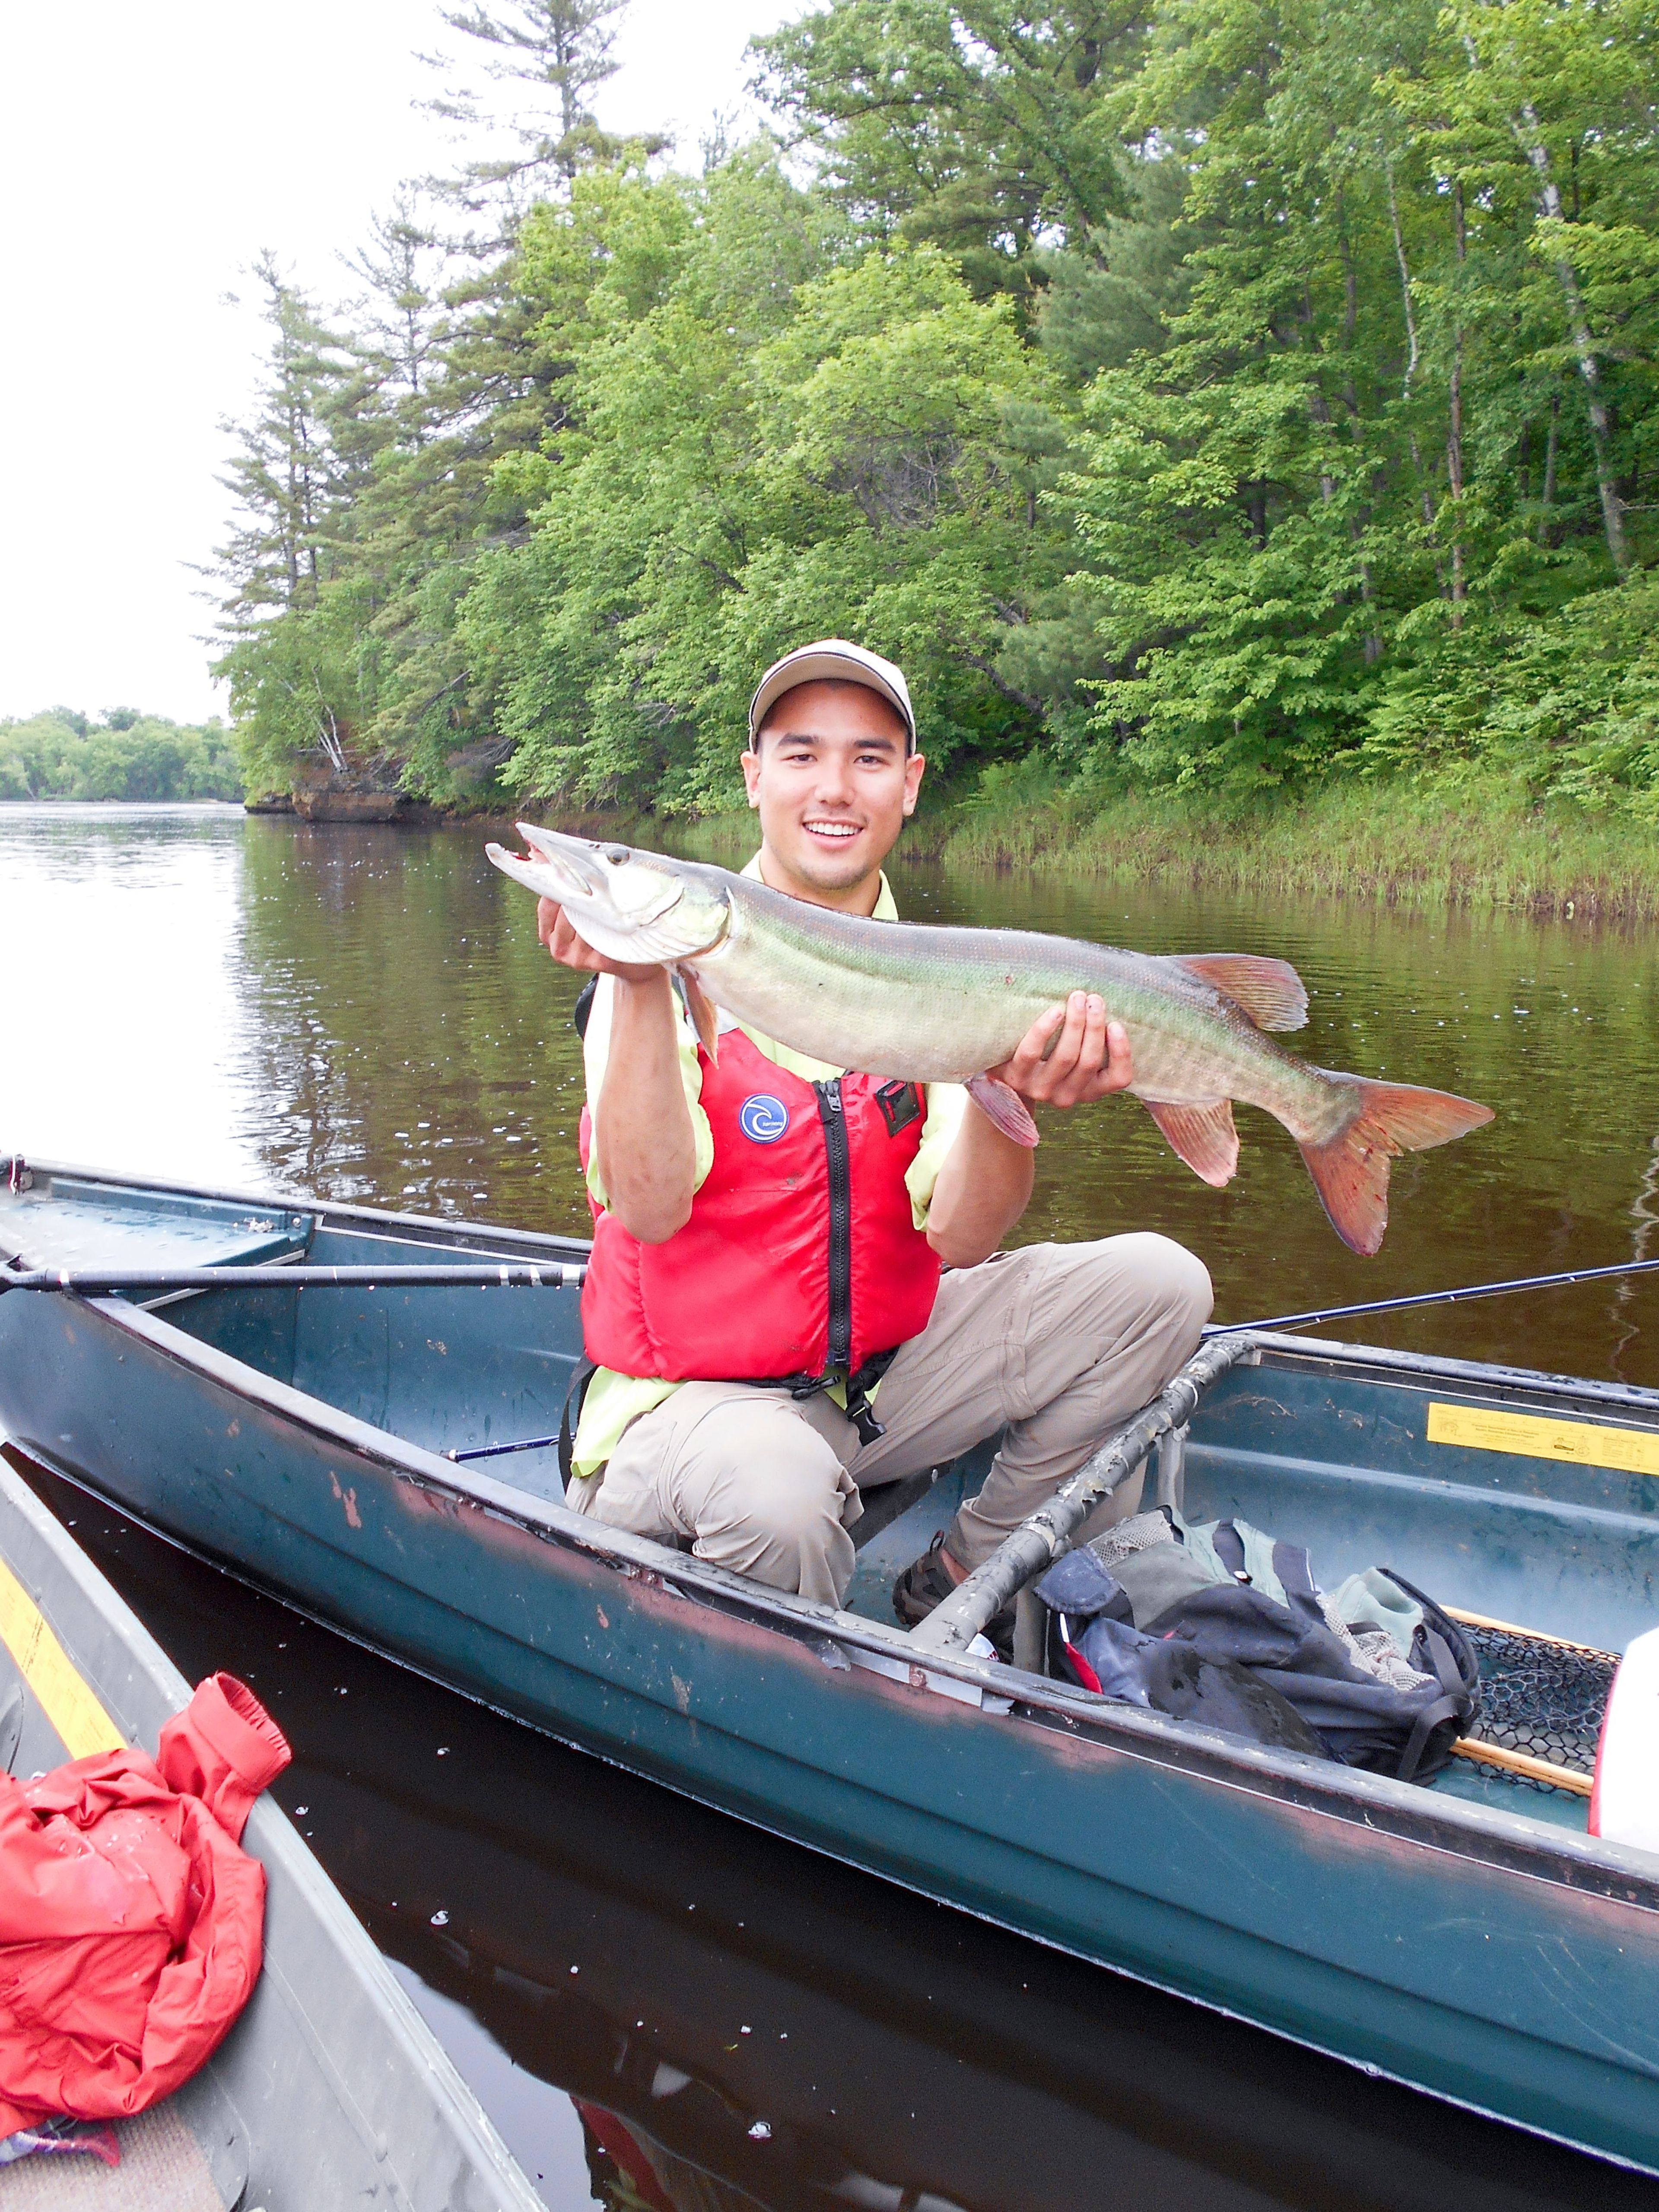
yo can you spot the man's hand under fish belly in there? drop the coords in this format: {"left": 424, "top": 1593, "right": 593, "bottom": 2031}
{"left": 926, "top": 993, "right": 1137, "bottom": 1266}
{"left": 987, "top": 990, "right": 1134, "bottom": 1110}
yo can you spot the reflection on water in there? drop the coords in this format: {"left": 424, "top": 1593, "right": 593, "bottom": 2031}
{"left": 3, "top": 803, "right": 1658, "bottom": 1381}
{"left": 22, "top": 1465, "right": 1640, "bottom": 2212}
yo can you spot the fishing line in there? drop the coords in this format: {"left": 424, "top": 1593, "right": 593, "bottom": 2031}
{"left": 1209, "top": 1254, "right": 1659, "bottom": 1337}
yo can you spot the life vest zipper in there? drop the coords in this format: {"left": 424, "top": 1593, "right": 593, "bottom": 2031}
{"left": 814, "top": 1077, "right": 853, "bottom": 1376}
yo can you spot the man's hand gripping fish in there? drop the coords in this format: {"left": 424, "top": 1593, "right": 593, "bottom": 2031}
{"left": 487, "top": 825, "right": 1493, "bottom": 1256}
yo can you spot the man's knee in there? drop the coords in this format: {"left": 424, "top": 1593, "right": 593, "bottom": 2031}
{"left": 1125, "top": 1232, "right": 1214, "bottom": 1332}
{"left": 676, "top": 1400, "right": 851, "bottom": 1596}
{"left": 1051, "top": 1232, "right": 1213, "bottom": 1337}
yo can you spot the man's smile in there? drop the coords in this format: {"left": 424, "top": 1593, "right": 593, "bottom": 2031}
{"left": 802, "top": 818, "right": 863, "bottom": 841}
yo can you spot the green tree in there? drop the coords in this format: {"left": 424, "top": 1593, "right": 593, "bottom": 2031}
{"left": 753, "top": 2, "right": 1144, "bottom": 305}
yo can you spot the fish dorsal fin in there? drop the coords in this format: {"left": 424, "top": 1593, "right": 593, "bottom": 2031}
{"left": 1143, "top": 1098, "right": 1239, "bottom": 1188}
{"left": 677, "top": 966, "right": 720, "bottom": 1061}
{"left": 1176, "top": 954, "right": 1309, "bottom": 1032}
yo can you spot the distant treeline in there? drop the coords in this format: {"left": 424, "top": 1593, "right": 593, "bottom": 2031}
{"left": 215, "top": 0, "right": 1659, "bottom": 822}
{"left": 0, "top": 709, "right": 242, "bottom": 803}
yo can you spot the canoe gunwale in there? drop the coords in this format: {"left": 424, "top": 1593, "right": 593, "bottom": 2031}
{"left": 1240, "top": 1329, "right": 1659, "bottom": 1418}
{"left": 16, "top": 1268, "right": 1659, "bottom": 1921}
{"left": 0, "top": 1457, "right": 546, "bottom": 2212}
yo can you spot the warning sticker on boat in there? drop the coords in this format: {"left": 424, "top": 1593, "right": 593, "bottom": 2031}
{"left": 1427, "top": 1401, "right": 1659, "bottom": 1477}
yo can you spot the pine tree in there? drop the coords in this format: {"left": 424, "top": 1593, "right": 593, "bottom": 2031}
{"left": 420, "top": 0, "right": 663, "bottom": 230}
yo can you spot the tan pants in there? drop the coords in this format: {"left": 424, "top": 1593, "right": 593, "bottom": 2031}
{"left": 566, "top": 1235, "right": 1213, "bottom": 1607}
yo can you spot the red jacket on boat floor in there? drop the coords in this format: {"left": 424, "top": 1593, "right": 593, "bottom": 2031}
{"left": 0, "top": 1672, "right": 289, "bottom": 2135}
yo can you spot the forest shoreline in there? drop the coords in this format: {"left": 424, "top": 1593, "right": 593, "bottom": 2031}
{"left": 233, "top": 768, "right": 1659, "bottom": 923}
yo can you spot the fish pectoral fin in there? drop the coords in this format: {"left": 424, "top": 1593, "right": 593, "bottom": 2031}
{"left": 967, "top": 1074, "right": 1040, "bottom": 1149}
{"left": 1143, "top": 1098, "right": 1239, "bottom": 1187}
{"left": 677, "top": 966, "right": 719, "bottom": 1061}
{"left": 1176, "top": 954, "right": 1309, "bottom": 1032}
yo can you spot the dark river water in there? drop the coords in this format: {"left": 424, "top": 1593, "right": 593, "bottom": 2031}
{"left": 4, "top": 802, "right": 1658, "bottom": 2210}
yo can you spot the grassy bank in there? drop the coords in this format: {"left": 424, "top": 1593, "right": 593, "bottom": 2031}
{"left": 511, "top": 773, "right": 1659, "bottom": 922}
{"left": 925, "top": 778, "right": 1659, "bottom": 922}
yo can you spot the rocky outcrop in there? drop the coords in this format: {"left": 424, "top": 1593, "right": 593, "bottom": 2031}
{"left": 289, "top": 758, "right": 408, "bottom": 823}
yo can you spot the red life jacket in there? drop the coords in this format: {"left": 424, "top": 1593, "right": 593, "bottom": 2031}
{"left": 579, "top": 1028, "right": 941, "bottom": 1387}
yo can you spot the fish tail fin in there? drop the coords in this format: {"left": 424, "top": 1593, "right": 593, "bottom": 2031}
{"left": 1299, "top": 1078, "right": 1494, "bottom": 1256}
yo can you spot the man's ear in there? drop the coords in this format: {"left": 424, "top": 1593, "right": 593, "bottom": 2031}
{"left": 740, "top": 747, "right": 762, "bottom": 809}
{"left": 902, "top": 751, "right": 925, "bottom": 816}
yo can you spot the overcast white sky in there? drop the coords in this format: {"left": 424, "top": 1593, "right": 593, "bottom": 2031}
{"left": 0, "top": 1, "right": 791, "bottom": 725}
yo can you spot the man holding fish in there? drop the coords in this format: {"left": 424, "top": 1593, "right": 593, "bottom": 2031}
{"left": 523, "top": 640, "right": 1216, "bottom": 1642}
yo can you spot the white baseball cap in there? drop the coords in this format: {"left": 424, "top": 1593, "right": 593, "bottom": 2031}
{"left": 747, "top": 639, "right": 916, "bottom": 751}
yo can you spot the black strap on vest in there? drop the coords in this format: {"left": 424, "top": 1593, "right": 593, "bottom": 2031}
{"left": 1210, "top": 1520, "right": 1252, "bottom": 1584}
{"left": 557, "top": 1360, "right": 597, "bottom": 1486}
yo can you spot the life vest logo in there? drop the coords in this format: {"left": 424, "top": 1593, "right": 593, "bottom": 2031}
{"left": 738, "top": 1093, "right": 790, "bottom": 1144}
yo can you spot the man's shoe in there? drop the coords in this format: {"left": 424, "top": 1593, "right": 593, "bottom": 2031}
{"left": 893, "top": 1532, "right": 1014, "bottom": 1661}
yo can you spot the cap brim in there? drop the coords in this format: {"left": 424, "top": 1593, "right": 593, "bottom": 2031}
{"left": 748, "top": 651, "right": 915, "bottom": 748}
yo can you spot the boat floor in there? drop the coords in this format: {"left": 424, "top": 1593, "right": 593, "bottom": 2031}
{"left": 0, "top": 2105, "right": 228, "bottom": 2211}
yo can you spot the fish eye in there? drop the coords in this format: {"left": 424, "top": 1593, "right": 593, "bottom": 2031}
{"left": 602, "top": 845, "right": 631, "bottom": 865}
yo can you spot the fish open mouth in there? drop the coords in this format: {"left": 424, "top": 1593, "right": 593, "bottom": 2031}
{"left": 486, "top": 823, "right": 731, "bottom": 963}
{"left": 513, "top": 824, "right": 617, "bottom": 905}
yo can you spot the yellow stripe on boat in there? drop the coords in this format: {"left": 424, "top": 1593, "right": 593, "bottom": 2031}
{"left": 0, "top": 1551, "right": 124, "bottom": 1758}
{"left": 1428, "top": 1400, "right": 1659, "bottom": 1479}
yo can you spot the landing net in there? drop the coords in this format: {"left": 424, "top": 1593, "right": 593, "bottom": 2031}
{"left": 1461, "top": 1622, "right": 1617, "bottom": 1786}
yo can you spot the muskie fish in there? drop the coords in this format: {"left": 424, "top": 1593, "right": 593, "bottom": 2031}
{"left": 487, "top": 825, "right": 1493, "bottom": 1255}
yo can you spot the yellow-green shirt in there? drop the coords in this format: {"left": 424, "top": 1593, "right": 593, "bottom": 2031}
{"left": 570, "top": 856, "right": 968, "bottom": 1476}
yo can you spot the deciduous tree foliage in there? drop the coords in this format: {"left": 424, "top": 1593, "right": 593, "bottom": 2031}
{"left": 0, "top": 711, "right": 241, "bottom": 802}
{"left": 214, "top": 0, "right": 1659, "bottom": 816}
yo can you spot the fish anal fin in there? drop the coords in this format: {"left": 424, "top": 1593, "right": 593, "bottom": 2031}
{"left": 1299, "top": 1077, "right": 1494, "bottom": 1254}
{"left": 1144, "top": 1098, "right": 1239, "bottom": 1187}
{"left": 677, "top": 966, "right": 719, "bottom": 1061}
{"left": 967, "top": 1074, "right": 1040, "bottom": 1149}
{"left": 1178, "top": 954, "right": 1309, "bottom": 1032}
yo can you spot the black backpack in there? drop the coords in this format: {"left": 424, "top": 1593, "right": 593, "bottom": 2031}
{"left": 1035, "top": 1510, "right": 1480, "bottom": 1784}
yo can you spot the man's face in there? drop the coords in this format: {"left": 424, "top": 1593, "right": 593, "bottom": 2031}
{"left": 741, "top": 679, "right": 925, "bottom": 905}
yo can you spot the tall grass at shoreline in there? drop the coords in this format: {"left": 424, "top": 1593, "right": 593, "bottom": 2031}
{"left": 646, "top": 772, "right": 1659, "bottom": 924}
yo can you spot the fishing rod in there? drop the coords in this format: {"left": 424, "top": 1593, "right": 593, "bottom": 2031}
{"left": 1211, "top": 1254, "right": 1659, "bottom": 1337}
{"left": 0, "top": 1261, "right": 587, "bottom": 1297}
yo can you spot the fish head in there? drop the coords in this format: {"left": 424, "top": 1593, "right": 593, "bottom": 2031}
{"left": 485, "top": 824, "right": 731, "bottom": 966}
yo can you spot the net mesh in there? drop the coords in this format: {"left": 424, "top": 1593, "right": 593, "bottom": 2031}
{"left": 1461, "top": 1621, "right": 1617, "bottom": 1785}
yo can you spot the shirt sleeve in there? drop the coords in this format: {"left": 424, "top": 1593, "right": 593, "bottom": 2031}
{"left": 905, "top": 1082, "right": 970, "bottom": 1230}
{"left": 581, "top": 975, "right": 715, "bottom": 1213}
